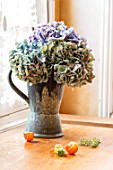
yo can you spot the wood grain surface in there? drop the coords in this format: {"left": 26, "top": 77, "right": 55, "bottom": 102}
{"left": 1, "top": 116, "right": 113, "bottom": 170}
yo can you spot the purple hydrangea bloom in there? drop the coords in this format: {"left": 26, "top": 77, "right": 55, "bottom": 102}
{"left": 28, "top": 22, "right": 86, "bottom": 45}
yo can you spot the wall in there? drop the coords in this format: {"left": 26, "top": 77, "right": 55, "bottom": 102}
{"left": 56, "top": 0, "right": 104, "bottom": 116}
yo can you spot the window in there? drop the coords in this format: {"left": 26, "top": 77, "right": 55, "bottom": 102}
{"left": 0, "top": 0, "right": 54, "bottom": 131}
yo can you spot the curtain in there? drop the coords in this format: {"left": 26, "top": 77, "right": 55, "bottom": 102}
{"left": 0, "top": 0, "right": 37, "bottom": 116}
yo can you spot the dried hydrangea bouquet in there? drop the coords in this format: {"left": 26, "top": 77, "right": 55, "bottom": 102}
{"left": 9, "top": 22, "right": 95, "bottom": 138}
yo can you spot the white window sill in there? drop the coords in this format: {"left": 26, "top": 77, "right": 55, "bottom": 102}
{"left": 0, "top": 107, "right": 29, "bottom": 133}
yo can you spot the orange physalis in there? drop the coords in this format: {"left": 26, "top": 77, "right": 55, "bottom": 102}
{"left": 65, "top": 141, "right": 78, "bottom": 155}
{"left": 24, "top": 132, "right": 34, "bottom": 142}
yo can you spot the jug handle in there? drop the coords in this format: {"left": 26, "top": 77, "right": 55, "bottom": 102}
{"left": 8, "top": 70, "right": 29, "bottom": 104}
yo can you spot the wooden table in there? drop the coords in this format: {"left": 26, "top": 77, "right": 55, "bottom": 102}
{"left": 1, "top": 114, "right": 113, "bottom": 170}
